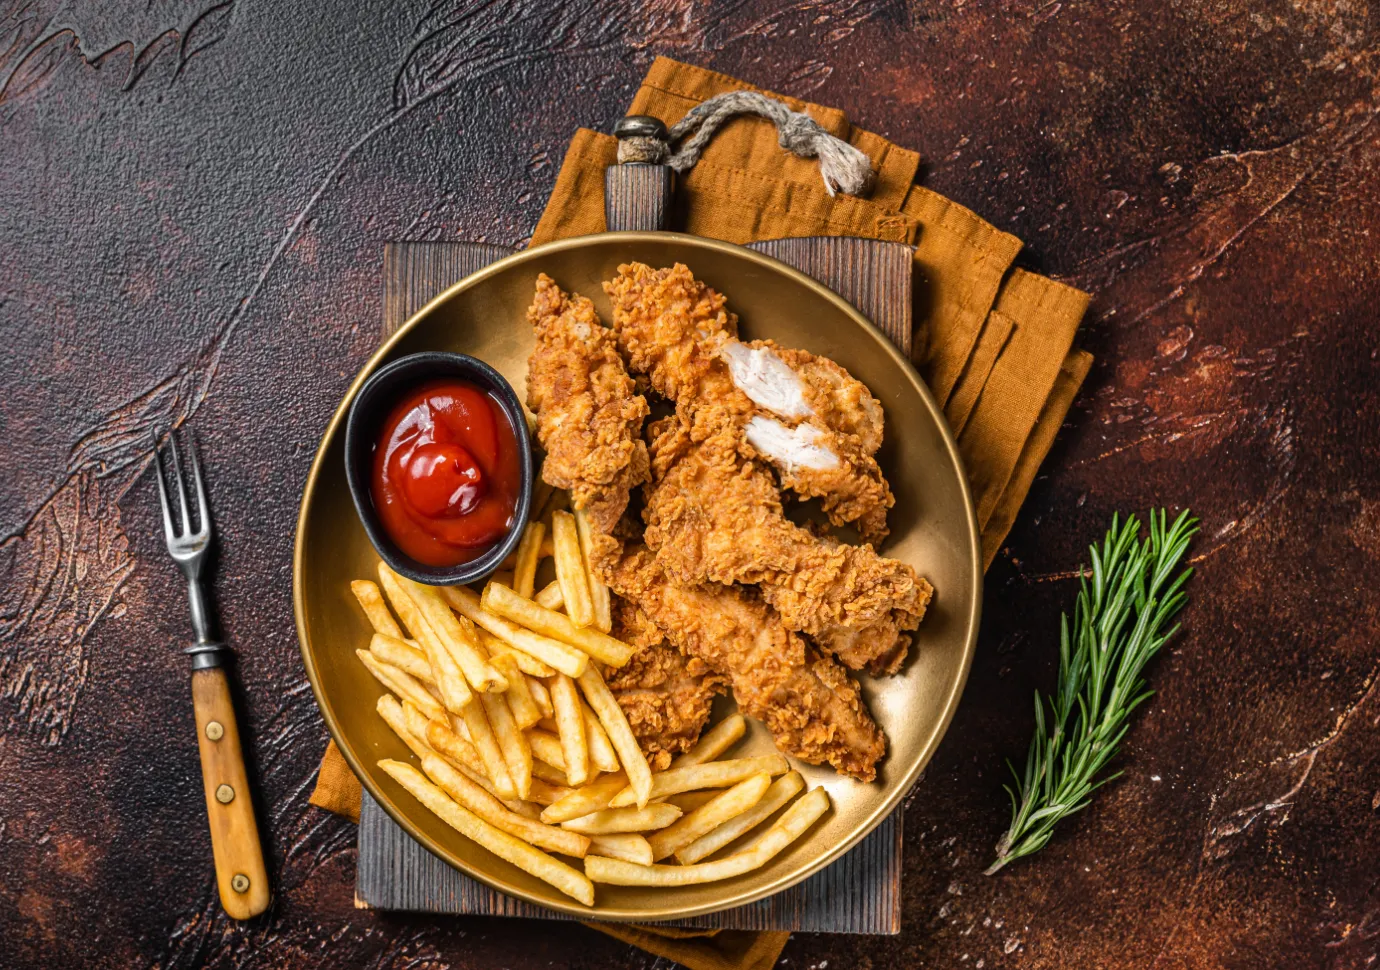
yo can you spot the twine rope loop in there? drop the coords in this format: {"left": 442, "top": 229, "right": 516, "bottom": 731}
{"left": 662, "top": 91, "right": 875, "bottom": 197}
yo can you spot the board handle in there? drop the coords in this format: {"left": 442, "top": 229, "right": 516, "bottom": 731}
{"left": 192, "top": 665, "right": 271, "bottom": 919}
{"left": 605, "top": 115, "right": 675, "bottom": 232}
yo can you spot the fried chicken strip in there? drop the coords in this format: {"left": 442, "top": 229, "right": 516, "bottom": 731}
{"left": 730, "top": 341, "right": 892, "bottom": 543}
{"left": 526, "top": 274, "right": 649, "bottom": 532}
{"left": 604, "top": 261, "right": 894, "bottom": 544}
{"left": 526, "top": 280, "right": 719, "bottom": 765}
{"left": 598, "top": 542, "right": 886, "bottom": 781}
{"left": 765, "top": 344, "right": 885, "bottom": 453}
{"left": 604, "top": 597, "right": 727, "bottom": 771}
{"left": 644, "top": 412, "right": 930, "bottom": 674}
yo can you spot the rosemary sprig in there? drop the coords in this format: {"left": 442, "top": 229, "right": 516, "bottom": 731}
{"left": 986, "top": 509, "right": 1198, "bottom": 875}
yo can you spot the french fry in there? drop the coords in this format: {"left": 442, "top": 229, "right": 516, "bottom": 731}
{"left": 577, "top": 665, "right": 653, "bottom": 808}
{"left": 352, "top": 579, "right": 403, "bottom": 639}
{"left": 481, "top": 582, "right": 633, "bottom": 667}
{"left": 647, "top": 773, "right": 771, "bottom": 861}
{"left": 369, "top": 632, "right": 434, "bottom": 683}
{"left": 670, "top": 714, "right": 747, "bottom": 769}
{"left": 540, "top": 535, "right": 555, "bottom": 557}
{"left": 423, "top": 678, "right": 447, "bottom": 708}
{"left": 491, "top": 646, "right": 557, "bottom": 679}
{"left": 587, "top": 834, "right": 654, "bottom": 866}
{"left": 550, "top": 674, "right": 590, "bottom": 787}
{"left": 560, "top": 803, "right": 683, "bottom": 834}
{"left": 512, "top": 521, "right": 546, "bottom": 600}
{"left": 527, "top": 730, "right": 567, "bottom": 772}
{"left": 535, "top": 580, "right": 564, "bottom": 611}
{"left": 665, "top": 790, "right": 724, "bottom": 813}
{"left": 527, "top": 778, "right": 575, "bottom": 807}
{"left": 379, "top": 760, "right": 594, "bottom": 906}
{"left": 442, "top": 586, "right": 587, "bottom": 678}
{"left": 390, "top": 701, "right": 536, "bottom": 821}
{"left": 425, "top": 717, "right": 487, "bottom": 777}
{"left": 400, "top": 699, "right": 442, "bottom": 755}
{"left": 581, "top": 702, "right": 621, "bottom": 774}
{"left": 536, "top": 716, "right": 559, "bottom": 734}
{"left": 424, "top": 717, "right": 539, "bottom": 817}
{"left": 540, "top": 773, "right": 629, "bottom": 825}
{"left": 377, "top": 694, "right": 434, "bottom": 760}
{"left": 676, "top": 772, "right": 806, "bottom": 864}
{"left": 608, "top": 755, "right": 788, "bottom": 809}
{"left": 357, "top": 649, "right": 445, "bottom": 722}
{"left": 505, "top": 798, "right": 542, "bottom": 820}
{"left": 572, "top": 508, "right": 612, "bottom": 633}
{"left": 479, "top": 687, "right": 532, "bottom": 800}
{"left": 529, "top": 675, "right": 554, "bottom": 717}
{"left": 492, "top": 653, "right": 541, "bottom": 729}
{"left": 415, "top": 626, "right": 472, "bottom": 714}
{"left": 584, "top": 788, "right": 830, "bottom": 887}
{"left": 394, "top": 570, "right": 507, "bottom": 693}
{"left": 482, "top": 630, "right": 557, "bottom": 678}
{"left": 420, "top": 723, "right": 543, "bottom": 816}
{"left": 491, "top": 570, "right": 515, "bottom": 589}
{"left": 419, "top": 753, "right": 587, "bottom": 857}
{"left": 551, "top": 511, "right": 595, "bottom": 628}
{"left": 461, "top": 699, "right": 516, "bottom": 800}
{"left": 373, "top": 562, "right": 428, "bottom": 640}
{"left": 406, "top": 704, "right": 544, "bottom": 815}
{"left": 531, "top": 758, "right": 569, "bottom": 787}
{"left": 377, "top": 565, "right": 473, "bottom": 713}
{"left": 531, "top": 477, "right": 555, "bottom": 525}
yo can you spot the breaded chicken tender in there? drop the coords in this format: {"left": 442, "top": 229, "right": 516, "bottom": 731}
{"left": 600, "top": 544, "right": 886, "bottom": 781}
{"left": 526, "top": 274, "right": 649, "bottom": 531}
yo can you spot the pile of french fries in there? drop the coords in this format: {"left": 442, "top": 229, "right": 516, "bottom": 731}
{"left": 351, "top": 495, "right": 832, "bottom": 907}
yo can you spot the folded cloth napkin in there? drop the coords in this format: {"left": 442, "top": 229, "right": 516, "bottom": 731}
{"left": 310, "top": 56, "right": 1092, "bottom": 970}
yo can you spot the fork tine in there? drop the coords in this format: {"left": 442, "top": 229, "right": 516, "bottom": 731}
{"left": 168, "top": 428, "right": 193, "bottom": 536}
{"left": 186, "top": 428, "right": 212, "bottom": 539}
{"left": 151, "top": 431, "right": 176, "bottom": 541}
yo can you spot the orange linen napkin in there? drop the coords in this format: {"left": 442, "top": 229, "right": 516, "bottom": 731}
{"left": 311, "top": 56, "right": 1092, "bottom": 970}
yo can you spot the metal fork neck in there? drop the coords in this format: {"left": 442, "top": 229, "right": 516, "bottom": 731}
{"left": 185, "top": 577, "right": 230, "bottom": 670}
{"left": 186, "top": 642, "right": 231, "bottom": 670}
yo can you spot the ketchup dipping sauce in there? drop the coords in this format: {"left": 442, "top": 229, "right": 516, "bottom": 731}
{"left": 370, "top": 379, "right": 522, "bottom": 567}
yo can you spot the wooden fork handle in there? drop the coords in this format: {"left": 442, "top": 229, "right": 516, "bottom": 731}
{"left": 191, "top": 666, "right": 271, "bottom": 919}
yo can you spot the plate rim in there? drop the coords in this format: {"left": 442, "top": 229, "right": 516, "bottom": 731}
{"left": 294, "top": 231, "right": 983, "bottom": 921}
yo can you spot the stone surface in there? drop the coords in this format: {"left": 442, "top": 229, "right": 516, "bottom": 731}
{"left": 3, "top": 2, "right": 1378, "bottom": 968}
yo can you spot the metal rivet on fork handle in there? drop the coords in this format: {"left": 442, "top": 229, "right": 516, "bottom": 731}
{"left": 215, "top": 784, "right": 235, "bottom": 804}
{"left": 231, "top": 874, "right": 250, "bottom": 894}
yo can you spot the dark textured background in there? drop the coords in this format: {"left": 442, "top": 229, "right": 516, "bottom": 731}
{"left": 3, "top": 1, "right": 1379, "bottom": 967}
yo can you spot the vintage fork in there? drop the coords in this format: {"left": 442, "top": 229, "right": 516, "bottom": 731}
{"left": 152, "top": 428, "right": 271, "bottom": 920}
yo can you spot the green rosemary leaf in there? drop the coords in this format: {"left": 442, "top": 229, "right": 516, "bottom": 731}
{"left": 986, "top": 509, "right": 1198, "bottom": 876}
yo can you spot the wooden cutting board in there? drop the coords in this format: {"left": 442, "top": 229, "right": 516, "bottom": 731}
{"left": 356, "top": 235, "right": 914, "bottom": 934}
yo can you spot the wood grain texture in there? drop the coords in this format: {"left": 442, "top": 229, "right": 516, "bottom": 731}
{"left": 604, "top": 164, "right": 675, "bottom": 232}
{"left": 5, "top": 4, "right": 1380, "bottom": 968}
{"left": 750, "top": 237, "right": 914, "bottom": 357}
{"left": 383, "top": 241, "right": 516, "bottom": 336}
{"left": 358, "top": 236, "right": 909, "bottom": 933}
{"left": 191, "top": 666, "right": 271, "bottom": 920}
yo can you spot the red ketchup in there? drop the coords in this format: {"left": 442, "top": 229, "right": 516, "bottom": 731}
{"left": 371, "top": 379, "right": 521, "bottom": 567}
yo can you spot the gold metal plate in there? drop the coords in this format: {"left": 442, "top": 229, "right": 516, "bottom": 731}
{"left": 294, "top": 232, "right": 981, "bottom": 921}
